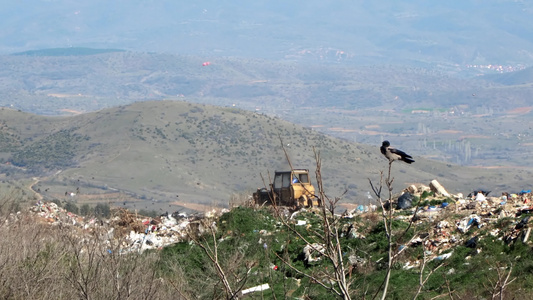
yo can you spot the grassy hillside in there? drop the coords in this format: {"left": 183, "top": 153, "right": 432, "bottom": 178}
{"left": 1, "top": 100, "right": 531, "bottom": 212}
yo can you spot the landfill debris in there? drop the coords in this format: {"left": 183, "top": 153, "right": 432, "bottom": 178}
{"left": 12, "top": 180, "right": 533, "bottom": 283}
{"left": 375, "top": 181, "right": 533, "bottom": 263}
{"left": 343, "top": 204, "right": 376, "bottom": 218}
{"left": 475, "top": 192, "right": 486, "bottom": 201}
{"left": 348, "top": 254, "right": 366, "bottom": 266}
{"left": 465, "top": 236, "right": 478, "bottom": 248}
{"left": 467, "top": 190, "right": 491, "bottom": 199}
{"left": 433, "top": 251, "right": 453, "bottom": 261}
{"left": 403, "top": 260, "right": 419, "bottom": 270}
{"left": 397, "top": 192, "right": 413, "bottom": 209}
{"left": 22, "top": 201, "right": 230, "bottom": 254}
{"left": 457, "top": 215, "right": 482, "bottom": 233}
{"left": 429, "top": 179, "right": 451, "bottom": 197}
{"left": 348, "top": 254, "right": 367, "bottom": 274}
{"left": 515, "top": 216, "right": 530, "bottom": 230}
{"left": 341, "top": 223, "right": 365, "bottom": 239}
{"left": 523, "top": 228, "right": 532, "bottom": 243}
{"left": 241, "top": 283, "right": 270, "bottom": 295}
{"left": 303, "top": 243, "right": 326, "bottom": 262}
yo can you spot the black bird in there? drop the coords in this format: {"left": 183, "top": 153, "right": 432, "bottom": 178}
{"left": 380, "top": 141, "right": 415, "bottom": 164}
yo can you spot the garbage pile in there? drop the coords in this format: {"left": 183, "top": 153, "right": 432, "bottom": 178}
{"left": 340, "top": 180, "right": 533, "bottom": 267}
{"left": 29, "top": 201, "right": 102, "bottom": 230}
{"left": 21, "top": 200, "right": 229, "bottom": 253}
{"left": 11, "top": 180, "right": 533, "bottom": 276}
{"left": 401, "top": 181, "right": 532, "bottom": 265}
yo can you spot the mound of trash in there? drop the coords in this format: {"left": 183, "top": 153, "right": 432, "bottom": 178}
{"left": 16, "top": 201, "right": 229, "bottom": 253}
{"left": 342, "top": 179, "right": 533, "bottom": 265}
{"left": 10, "top": 179, "right": 533, "bottom": 271}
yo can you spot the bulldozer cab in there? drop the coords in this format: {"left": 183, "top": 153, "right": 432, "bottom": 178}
{"left": 254, "top": 169, "right": 321, "bottom": 208}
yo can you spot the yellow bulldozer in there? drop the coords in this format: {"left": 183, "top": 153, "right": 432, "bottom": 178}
{"left": 253, "top": 169, "right": 322, "bottom": 208}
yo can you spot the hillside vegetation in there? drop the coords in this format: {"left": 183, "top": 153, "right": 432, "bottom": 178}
{"left": 0, "top": 100, "right": 531, "bottom": 213}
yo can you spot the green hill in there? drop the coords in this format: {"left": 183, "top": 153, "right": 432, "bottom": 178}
{"left": 1, "top": 101, "right": 531, "bottom": 212}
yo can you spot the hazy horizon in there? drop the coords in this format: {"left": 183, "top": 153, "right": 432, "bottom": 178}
{"left": 2, "top": 1, "right": 533, "bottom": 68}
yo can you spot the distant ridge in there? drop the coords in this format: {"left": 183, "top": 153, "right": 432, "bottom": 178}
{"left": 11, "top": 47, "right": 126, "bottom": 57}
{"left": 482, "top": 66, "right": 533, "bottom": 86}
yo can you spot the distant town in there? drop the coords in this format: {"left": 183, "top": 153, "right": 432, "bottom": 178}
{"left": 466, "top": 63, "right": 526, "bottom": 73}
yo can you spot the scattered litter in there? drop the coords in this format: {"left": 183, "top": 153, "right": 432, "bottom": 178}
{"left": 18, "top": 180, "right": 533, "bottom": 283}
{"left": 475, "top": 192, "right": 486, "bottom": 202}
{"left": 403, "top": 261, "right": 417, "bottom": 270}
{"left": 437, "top": 221, "right": 449, "bottom": 229}
{"left": 303, "top": 243, "right": 326, "bottom": 262}
{"left": 515, "top": 216, "right": 530, "bottom": 230}
{"left": 465, "top": 236, "right": 478, "bottom": 248}
{"left": 468, "top": 190, "right": 491, "bottom": 198}
{"left": 25, "top": 200, "right": 230, "bottom": 254}
{"left": 241, "top": 283, "right": 270, "bottom": 295}
{"left": 341, "top": 223, "right": 365, "bottom": 239}
{"left": 457, "top": 215, "right": 482, "bottom": 233}
{"left": 433, "top": 251, "right": 453, "bottom": 261}
{"left": 397, "top": 192, "right": 413, "bottom": 210}
{"left": 430, "top": 180, "right": 450, "bottom": 197}
{"left": 371, "top": 181, "right": 533, "bottom": 262}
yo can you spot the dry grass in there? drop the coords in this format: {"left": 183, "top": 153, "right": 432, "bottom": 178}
{"left": 0, "top": 211, "right": 187, "bottom": 299}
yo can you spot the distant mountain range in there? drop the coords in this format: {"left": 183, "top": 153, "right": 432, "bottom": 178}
{"left": 2, "top": 1, "right": 533, "bottom": 69}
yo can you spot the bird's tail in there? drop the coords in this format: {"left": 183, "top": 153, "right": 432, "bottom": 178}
{"left": 402, "top": 157, "right": 415, "bottom": 164}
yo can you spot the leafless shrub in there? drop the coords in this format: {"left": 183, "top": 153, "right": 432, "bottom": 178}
{"left": 413, "top": 242, "right": 445, "bottom": 299}
{"left": 229, "top": 192, "right": 253, "bottom": 208}
{"left": 485, "top": 263, "right": 516, "bottom": 300}
{"left": 269, "top": 142, "right": 353, "bottom": 300}
{"left": 0, "top": 184, "right": 36, "bottom": 221}
{"left": 64, "top": 228, "right": 166, "bottom": 299}
{"left": 185, "top": 217, "right": 254, "bottom": 299}
{"left": 369, "top": 160, "right": 439, "bottom": 300}
{"left": 0, "top": 217, "right": 73, "bottom": 299}
{"left": 0, "top": 211, "right": 181, "bottom": 299}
